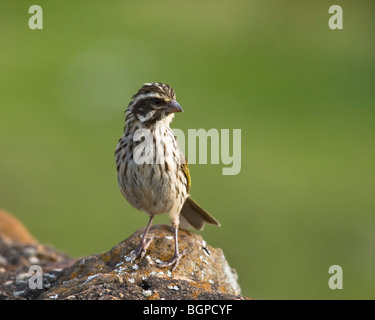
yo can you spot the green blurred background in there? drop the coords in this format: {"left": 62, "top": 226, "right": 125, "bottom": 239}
{"left": 1, "top": 1, "right": 374, "bottom": 299}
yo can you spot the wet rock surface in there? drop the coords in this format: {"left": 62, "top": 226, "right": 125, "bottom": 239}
{"left": 0, "top": 210, "right": 247, "bottom": 300}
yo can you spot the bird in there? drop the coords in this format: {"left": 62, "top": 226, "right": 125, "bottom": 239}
{"left": 114, "top": 82, "right": 220, "bottom": 270}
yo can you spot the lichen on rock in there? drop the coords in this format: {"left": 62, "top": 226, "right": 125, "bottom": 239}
{"left": 0, "top": 210, "right": 247, "bottom": 300}
{"left": 39, "top": 225, "right": 243, "bottom": 300}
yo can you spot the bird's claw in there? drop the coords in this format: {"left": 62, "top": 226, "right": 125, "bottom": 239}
{"left": 126, "top": 236, "right": 154, "bottom": 261}
{"left": 157, "top": 249, "right": 187, "bottom": 271}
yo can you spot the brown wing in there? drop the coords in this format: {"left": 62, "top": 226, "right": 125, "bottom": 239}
{"left": 180, "top": 153, "right": 191, "bottom": 193}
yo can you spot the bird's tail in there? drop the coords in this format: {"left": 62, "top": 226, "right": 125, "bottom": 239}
{"left": 180, "top": 197, "right": 221, "bottom": 231}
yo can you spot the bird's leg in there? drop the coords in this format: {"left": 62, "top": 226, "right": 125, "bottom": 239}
{"left": 157, "top": 227, "right": 186, "bottom": 271}
{"left": 128, "top": 215, "right": 154, "bottom": 261}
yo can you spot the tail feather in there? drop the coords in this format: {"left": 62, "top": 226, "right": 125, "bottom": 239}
{"left": 180, "top": 197, "right": 221, "bottom": 231}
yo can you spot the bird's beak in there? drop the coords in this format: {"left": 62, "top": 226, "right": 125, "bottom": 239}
{"left": 165, "top": 99, "right": 183, "bottom": 113}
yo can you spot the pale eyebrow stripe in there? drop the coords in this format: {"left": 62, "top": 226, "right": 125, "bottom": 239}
{"left": 131, "top": 93, "right": 163, "bottom": 106}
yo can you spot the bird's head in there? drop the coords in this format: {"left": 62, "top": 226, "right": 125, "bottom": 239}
{"left": 126, "top": 83, "right": 183, "bottom": 127}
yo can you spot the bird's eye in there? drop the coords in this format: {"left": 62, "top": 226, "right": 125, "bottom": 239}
{"left": 152, "top": 98, "right": 162, "bottom": 106}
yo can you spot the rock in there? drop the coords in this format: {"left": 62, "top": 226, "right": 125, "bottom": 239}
{"left": 0, "top": 209, "right": 37, "bottom": 244}
{"left": 0, "top": 210, "right": 247, "bottom": 300}
{"left": 38, "top": 225, "right": 244, "bottom": 300}
{"left": 0, "top": 234, "right": 75, "bottom": 300}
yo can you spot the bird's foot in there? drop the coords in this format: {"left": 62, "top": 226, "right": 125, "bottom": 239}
{"left": 127, "top": 236, "right": 154, "bottom": 261}
{"left": 157, "top": 249, "right": 187, "bottom": 271}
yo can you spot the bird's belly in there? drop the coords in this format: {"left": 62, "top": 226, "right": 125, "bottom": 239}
{"left": 118, "top": 159, "right": 187, "bottom": 216}
{"left": 116, "top": 125, "right": 188, "bottom": 216}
